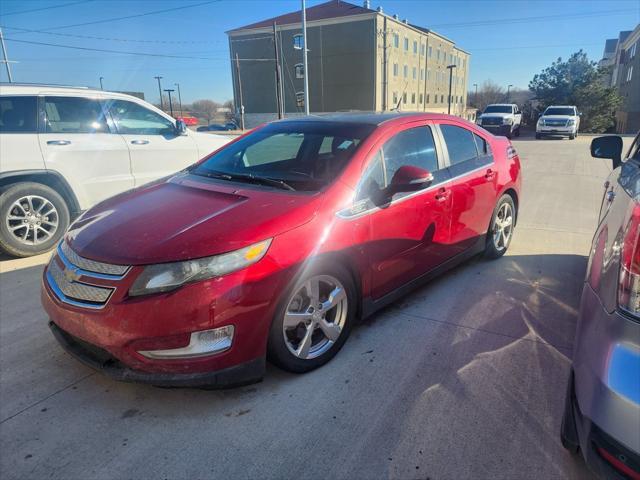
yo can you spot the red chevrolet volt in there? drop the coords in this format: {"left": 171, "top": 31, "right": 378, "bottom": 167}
{"left": 41, "top": 113, "right": 521, "bottom": 387}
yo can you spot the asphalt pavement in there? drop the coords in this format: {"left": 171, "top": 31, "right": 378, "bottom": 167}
{"left": 0, "top": 132, "right": 633, "bottom": 480}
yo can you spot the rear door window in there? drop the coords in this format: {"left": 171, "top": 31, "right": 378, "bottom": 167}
{"left": 440, "top": 124, "right": 492, "bottom": 175}
{"left": 43, "top": 97, "right": 108, "bottom": 134}
{"left": 107, "top": 100, "right": 175, "bottom": 136}
{"left": 0, "top": 96, "right": 38, "bottom": 133}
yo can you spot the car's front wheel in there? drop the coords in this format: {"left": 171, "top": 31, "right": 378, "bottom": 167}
{"left": 268, "top": 263, "right": 356, "bottom": 373}
{"left": 0, "top": 182, "right": 70, "bottom": 257}
{"left": 484, "top": 194, "right": 516, "bottom": 259}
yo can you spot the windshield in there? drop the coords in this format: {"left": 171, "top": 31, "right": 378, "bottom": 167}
{"left": 544, "top": 107, "right": 575, "bottom": 116}
{"left": 483, "top": 105, "right": 512, "bottom": 114}
{"left": 191, "top": 122, "right": 375, "bottom": 192}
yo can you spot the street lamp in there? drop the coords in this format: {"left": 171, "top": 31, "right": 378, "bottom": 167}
{"left": 446, "top": 64, "right": 457, "bottom": 115}
{"left": 174, "top": 83, "right": 183, "bottom": 117}
{"left": 154, "top": 76, "right": 164, "bottom": 110}
{"left": 473, "top": 83, "right": 478, "bottom": 106}
{"left": 164, "top": 89, "right": 175, "bottom": 117}
{"left": 99, "top": 76, "right": 104, "bottom": 90}
{"left": 507, "top": 84, "right": 513, "bottom": 102}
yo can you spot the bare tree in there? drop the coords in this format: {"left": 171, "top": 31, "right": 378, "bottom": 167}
{"left": 191, "top": 99, "right": 220, "bottom": 125}
{"left": 468, "top": 80, "right": 505, "bottom": 111}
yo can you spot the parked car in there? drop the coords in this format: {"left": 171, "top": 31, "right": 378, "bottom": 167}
{"left": 0, "top": 84, "right": 229, "bottom": 257}
{"left": 476, "top": 103, "right": 522, "bottom": 139}
{"left": 561, "top": 133, "right": 640, "bottom": 479}
{"left": 197, "top": 122, "right": 238, "bottom": 132}
{"left": 536, "top": 105, "right": 580, "bottom": 140}
{"left": 180, "top": 116, "right": 199, "bottom": 126}
{"left": 42, "top": 113, "right": 521, "bottom": 387}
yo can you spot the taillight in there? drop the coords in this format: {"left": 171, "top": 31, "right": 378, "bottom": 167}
{"left": 618, "top": 203, "right": 640, "bottom": 317}
{"left": 507, "top": 145, "right": 517, "bottom": 159}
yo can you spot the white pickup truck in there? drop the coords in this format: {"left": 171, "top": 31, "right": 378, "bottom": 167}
{"left": 536, "top": 105, "right": 580, "bottom": 140}
{"left": 476, "top": 104, "right": 522, "bottom": 139}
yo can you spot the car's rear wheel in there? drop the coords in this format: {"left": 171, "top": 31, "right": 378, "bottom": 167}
{"left": 268, "top": 263, "right": 356, "bottom": 373}
{"left": 0, "top": 182, "right": 69, "bottom": 257}
{"left": 484, "top": 194, "right": 516, "bottom": 259}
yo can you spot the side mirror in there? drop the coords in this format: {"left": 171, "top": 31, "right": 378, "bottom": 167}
{"left": 175, "top": 118, "right": 188, "bottom": 136}
{"left": 591, "top": 136, "right": 623, "bottom": 169}
{"left": 388, "top": 165, "right": 434, "bottom": 195}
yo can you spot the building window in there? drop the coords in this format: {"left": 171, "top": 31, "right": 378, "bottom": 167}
{"left": 295, "top": 63, "right": 304, "bottom": 79}
{"left": 403, "top": 65, "right": 408, "bottom": 78}
{"left": 404, "top": 37, "right": 409, "bottom": 51}
{"left": 419, "top": 93, "right": 423, "bottom": 104}
{"left": 293, "top": 34, "right": 304, "bottom": 50}
{"left": 420, "top": 68, "right": 424, "bottom": 80}
{"left": 393, "top": 63, "right": 398, "bottom": 76}
{"left": 426, "top": 94, "right": 430, "bottom": 104}
{"left": 413, "top": 67, "right": 417, "bottom": 79}
{"left": 413, "top": 40, "right": 418, "bottom": 54}
{"left": 428, "top": 46, "right": 432, "bottom": 57}
{"left": 630, "top": 41, "right": 637, "bottom": 59}
{"left": 420, "top": 44, "right": 425, "bottom": 55}
{"left": 394, "top": 33, "right": 399, "bottom": 48}
{"left": 462, "top": 58, "right": 466, "bottom": 69}
{"left": 411, "top": 93, "right": 416, "bottom": 104}
{"left": 403, "top": 92, "right": 407, "bottom": 104}
{"left": 437, "top": 49, "right": 440, "bottom": 61}
{"left": 393, "top": 92, "right": 398, "bottom": 105}
{"left": 628, "top": 66, "right": 634, "bottom": 82}
{"left": 441, "top": 94, "right": 444, "bottom": 103}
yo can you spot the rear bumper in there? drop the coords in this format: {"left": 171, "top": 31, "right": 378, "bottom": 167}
{"left": 49, "top": 321, "right": 265, "bottom": 388}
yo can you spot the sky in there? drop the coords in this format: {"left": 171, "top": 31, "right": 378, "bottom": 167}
{"left": 0, "top": 0, "right": 638, "bottom": 105}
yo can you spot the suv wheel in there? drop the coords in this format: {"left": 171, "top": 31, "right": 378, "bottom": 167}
{"left": 485, "top": 194, "right": 516, "bottom": 259}
{"left": 268, "top": 263, "right": 356, "bottom": 373}
{"left": 0, "top": 182, "right": 70, "bottom": 257}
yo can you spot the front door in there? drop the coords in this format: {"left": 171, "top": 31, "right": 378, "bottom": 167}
{"left": 357, "top": 124, "right": 453, "bottom": 300}
{"left": 106, "top": 99, "right": 199, "bottom": 186}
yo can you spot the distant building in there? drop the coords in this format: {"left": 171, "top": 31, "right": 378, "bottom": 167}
{"left": 227, "top": 0, "right": 470, "bottom": 126}
{"left": 601, "top": 25, "right": 639, "bottom": 134}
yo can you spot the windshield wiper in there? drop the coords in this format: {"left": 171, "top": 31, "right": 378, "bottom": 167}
{"left": 195, "top": 170, "right": 295, "bottom": 191}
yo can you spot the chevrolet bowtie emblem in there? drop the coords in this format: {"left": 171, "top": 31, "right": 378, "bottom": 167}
{"left": 64, "top": 267, "right": 81, "bottom": 283}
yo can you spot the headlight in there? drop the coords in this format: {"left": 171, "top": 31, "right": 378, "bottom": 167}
{"left": 537, "top": 117, "right": 545, "bottom": 126}
{"left": 503, "top": 117, "right": 514, "bottom": 125}
{"left": 567, "top": 118, "right": 575, "bottom": 126}
{"left": 129, "top": 239, "right": 272, "bottom": 296}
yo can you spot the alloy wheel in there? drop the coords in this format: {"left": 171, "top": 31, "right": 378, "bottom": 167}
{"left": 282, "top": 274, "right": 348, "bottom": 360}
{"left": 492, "top": 202, "right": 513, "bottom": 252}
{"left": 5, "top": 195, "right": 59, "bottom": 246}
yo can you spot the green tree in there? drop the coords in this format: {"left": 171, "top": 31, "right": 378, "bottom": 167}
{"left": 529, "top": 50, "right": 621, "bottom": 133}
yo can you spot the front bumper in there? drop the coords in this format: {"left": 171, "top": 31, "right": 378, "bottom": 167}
{"left": 537, "top": 125, "right": 575, "bottom": 135}
{"left": 480, "top": 123, "right": 512, "bottom": 136}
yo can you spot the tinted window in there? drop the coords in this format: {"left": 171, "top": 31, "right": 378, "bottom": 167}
{"left": 441, "top": 125, "right": 478, "bottom": 166}
{"left": 108, "top": 100, "right": 174, "bottom": 135}
{"left": 544, "top": 107, "right": 575, "bottom": 116}
{"left": 192, "top": 122, "right": 374, "bottom": 192}
{"left": 474, "top": 133, "right": 491, "bottom": 156}
{"left": 0, "top": 96, "right": 37, "bottom": 133}
{"left": 484, "top": 105, "right": 512, "bottom": 114}
{"left": 44, "top": 97, "right": 108, "bottom": 134}
{"left": 382, "top": 126, "right": 439, "bottom": 182}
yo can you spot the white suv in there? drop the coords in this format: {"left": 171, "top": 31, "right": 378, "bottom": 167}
{"left": 536, "top": 105, "right": 580, "bottom": 140}
{"left": 0, "top": 84, "right": 229, "bottom": 257}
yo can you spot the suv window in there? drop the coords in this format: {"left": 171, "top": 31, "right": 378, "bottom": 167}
{"left": 108, "top": 100, "right": 175, "bottom": 135}
{"left": 43, "top": 97, "right": 108, "bottom": 134}
{"left": 0, "top": 96, "right": 37, "bottom": 133}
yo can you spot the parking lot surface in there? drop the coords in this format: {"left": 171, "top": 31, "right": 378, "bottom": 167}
{"left": 0, "top": 133, "right": 632, "bottom": 480}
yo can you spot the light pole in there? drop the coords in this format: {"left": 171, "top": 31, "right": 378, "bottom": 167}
{"left": 301, "top": 0, "right": 310, "bottom": 115}
{"left": 473, "top": 83, "right": 478, "bottom": 106}
{"left": 507, "top": 84, "right": 513, "bottom": 102}
{"left": 164, "top": 89, "right": 175, "bottom": 117}
{"left": 154, "top": 76, "right": 164, "bottom": 110}
{"left": 99, "top": 77, "right": 104, "bottom": 90}
{"left": 446, "top": 64, "right": 457, "bottom": 115}
{"left": 174, "top": 83, "right": 183, "bottom": 117}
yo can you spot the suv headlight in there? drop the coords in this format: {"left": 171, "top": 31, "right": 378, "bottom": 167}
{"left": 567, "top": 118, "right": 576, "bottom": 126}
{"left": 503, "top": 117, "right": 513, "bottom": 125}
{"left": 129, "top": 239, "right": 272, "bottom": 296}
{"left": 537, "top": 117, "right": 545, "bottom": 126}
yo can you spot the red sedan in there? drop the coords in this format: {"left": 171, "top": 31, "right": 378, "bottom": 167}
{"left": 41, "top": 113, "right": 521, "bottom": 387}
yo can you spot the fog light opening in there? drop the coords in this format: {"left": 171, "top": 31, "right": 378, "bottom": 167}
{"left": 138, "top": 325, "right": 234, "bottom": 359}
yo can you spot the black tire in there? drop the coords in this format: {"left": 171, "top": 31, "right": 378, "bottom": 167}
{"left": 267, "top": 262, "right": 357, "bottom": 373}
{"left": 514, "top": 126, "right": 520, "bottom": 137}
{"left": 484, "top": 194, "right": 516, "bottom": 259}
{"left": 569, "top": 133, "right": 576, "bottom": 140}
{"left": 561, "top": 371, "right": 581, "bottom": 454}
{"left": 0, "top": 182, "right": 70, "bottom": 257}
{"left": 535, "top": 133, "right": 542, "bottom": 139}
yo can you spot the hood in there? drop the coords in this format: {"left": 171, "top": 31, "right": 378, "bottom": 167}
{"left": 540, "top": 114, "right": 574, "bottom": 120}
{"left": 190, "top": 131, "right": 231, "bottom": 158}
{"left": 66, "top": 173, "right": 322, "bottom": 265}
{"left": 480, "top": 113, "right": 512, "bottom": 119}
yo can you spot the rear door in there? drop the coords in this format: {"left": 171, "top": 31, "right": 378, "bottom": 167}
{"left": 38, "top": 96, "right": 133, "bottom": 209}
{"left": 436, "top": 122, "right": 498, "bottom": 253}
{"left": 0, "top": 96, "right": 43, "bottom": 172}
{"left": 106, "top": 99, "right": 199, "bottom": 186}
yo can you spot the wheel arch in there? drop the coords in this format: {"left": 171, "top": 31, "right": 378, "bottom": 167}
{"left": 0, "top": 170, "right": 81, "bottom": 218}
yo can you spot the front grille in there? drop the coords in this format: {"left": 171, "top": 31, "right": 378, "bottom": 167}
{"left": 60, "top": 241, "right": 129, "bottom": 276}
{"left": 544, "top": 119, "right": 569, "bottom": 127}
{"left": 47, "top": 260, "right": 114, "bottom": 306}
{"left": 482, "top": 117, "right": 503, "bottom": 126}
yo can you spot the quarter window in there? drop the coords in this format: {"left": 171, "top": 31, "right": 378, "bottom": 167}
{"left": 108, "top": 100, "right": 175, "bottom": 135}
{"left": 0, "top": 96, "right": 37, "bottom": 133}
{"left": 473, "top": 133, "right": 492, "bottom": 157}
{"left": 43, "top": 97, "right": 108, "bottom": 134}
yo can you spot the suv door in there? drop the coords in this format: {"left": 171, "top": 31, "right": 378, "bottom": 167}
{"left": 106, "top": 99, "right": 199, "bottom": 186}
{"left": 356, "top": 123, "right": 452, "bottom": 299}
{"left": 437, "top": 123, "right": 498, "bottom": 253}
{"left": 0, "top": 96, "right": 43, "bottom": 172}
{"left": 39, "top": 96, "right": 133, "bottom": 209}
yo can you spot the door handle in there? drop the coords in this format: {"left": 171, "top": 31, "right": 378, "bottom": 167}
{"left": 484, "top": 169, "right": 496, "bottom": 181}
{"left": 131, "top": 139, "right": 149, "bottom": 145}
{"left": 47, "top": 140, "right": 71, "bottom": 146}
{"left": 435, "top": 187, "right": 450, "bottom": 202}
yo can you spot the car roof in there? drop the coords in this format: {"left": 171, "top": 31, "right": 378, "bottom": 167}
{"left": 486, "top": 104, "right": 516, "bottom": 107}
{"left": 0, "top": 83, "right": 142, "bottom": 102}
{"left": 273, "top": 112, "right": 466, "bottom": 127}
{"left": 545, "top": 105, "right": 577, "bottom": 108}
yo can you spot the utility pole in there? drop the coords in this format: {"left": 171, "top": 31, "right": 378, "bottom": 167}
{"left": 164, "top": 89, "right": 175, "bottom": 117}
{"left": 99, "top": 77, "right": 104, "bottom": 90}
{"left": 473, "top": 83, "right": 478, "bottom": 106}
{"left": 273, "top": 22, "right": 283, "bottom": 119}
{"left": 235, "top": 53, "right": 245, "bottom": 130}
{"left": 174, "top": 83, "right": 183, "bottom": 117}
{"left": 446, "top": 64, "right": 456, "bottom": 115}
{"left": 301, "top": 0, "right": 310, "bottom": 115}
{"left": 154, "top": 76, "right": 164, "bottom": 110}
{"left": 507, "top": 84, "right": 513, "bottom": 102}
{"left": 0, "top": 28, "right": 14, "bottom": 83}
